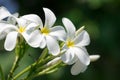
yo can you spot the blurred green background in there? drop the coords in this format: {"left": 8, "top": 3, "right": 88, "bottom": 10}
{"left": 0, "top": 0, "right": 120, "bottom": 80}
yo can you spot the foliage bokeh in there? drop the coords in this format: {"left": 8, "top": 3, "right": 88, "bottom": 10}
{"left": 0, "top": 0, "right": 120, "bottom": 80}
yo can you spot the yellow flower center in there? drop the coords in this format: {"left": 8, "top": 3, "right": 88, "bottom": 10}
{"left": 66, "top": 40, "right": 75, "bottom": 48}
{"left": 18, "top": 26, "right": 26, "bottom": 33}
{"left": 41, "top": 27, "right": 50, "bottom": 35}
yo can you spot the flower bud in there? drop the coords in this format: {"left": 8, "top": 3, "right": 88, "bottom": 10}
{"left": 89, "top": 55, "right": 100, "bottom": 62}
{"left": 75, "top": 26, "right": 85, "bottom": 36}
{"left": 46, "top": 57, "right": 61, "bottom": 66}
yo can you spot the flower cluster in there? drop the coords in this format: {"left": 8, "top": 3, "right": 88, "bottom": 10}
{"left": 0, "top": 6, "right": 100, "bottom": 79}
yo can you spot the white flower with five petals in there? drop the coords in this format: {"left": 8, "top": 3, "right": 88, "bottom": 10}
{"left": 61, "top": 18, "right": 90, "bottom": 75}
{"left": 0, "top": 17, "right": 37, "bottom": 51}
{"left": 27, "top": 8, "right": 66, "bottom": 56}
{"left": 0, "top": 6, "right": 20, "bottom": 41}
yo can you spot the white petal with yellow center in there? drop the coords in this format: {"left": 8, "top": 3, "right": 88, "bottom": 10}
{"left": 18, "top": 26, "right": 26, "bottom": 33}
{"left": 41, "top": 27, "right": 50, "bottom": 35}
{"left": 66, "top": 40, "right": 75, "bottom": 48}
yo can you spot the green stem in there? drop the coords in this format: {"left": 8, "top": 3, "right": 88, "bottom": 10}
{"left": 13, "top": 62, "right": 36, "bottom": 80}
{"left": 7, "top": 56, "right": 19, "bottom": 80}
{"left": 13, "top": 48, "right": 65, "bottom": 79}
{"left": 39, "top": 48, "right": 48, "bottom": 60}
{"left": 33, "top": 60, "right": 62, "bottom": 78}
{"left": 13, "top": 55, "right": 53, "bottom": 79}
{"left": 7, "top": 36, "right": 27, "bottom": 80}
{"left": 24, "top": 48, "right": 48, "bottom": 79}
{"left": 26, "top": 60, "right": 62, "bottom": 80}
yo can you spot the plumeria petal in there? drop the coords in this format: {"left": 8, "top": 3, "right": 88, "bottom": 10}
{"left": 0, "top": 23, "right": 8, "bottom": 40}
{"left": 62, "top": 18, "right": 76, "bottom": 39}
{"left": 0, "top": 23, "right": 8, "bottom": 31}
{"left": 13, "top": 13, "right": 19, "bottom": 17}
{"left": 21, "top": 14, "right": 43, "bottom": 28}
{"left": 0, "top": 24, "right": 17, "bottom": 34}
{"left": 39, "top": 37, "right": 46, "bottom": 48}
{"left": 71, "top": 60, "right": 87, "bottom": 75}
{"left": 25, "top": 23, "right": 38, "bottom": 34}
{"left": 0, "top": 23, "right": 15, "bottom": 39}
{"left": 74, "top": 30, "right": 90, "bottom": 47}
{"left": 82, "top": 47, "right": 89, "bottom": 56}
{"left": 7, "top": 13, "right": 19, "bottom": 24}
{"left": 44, "top": 8, "right": 56, "bottom": 28}
{"left": 4, "top": 31, "right": 18, "bottom": 51}
{"left": 7, "top": 16, "right": 17, "bottom": 24}
{"left": 62, "top": 44, "right": 68, "bottom": 50}
{"left": 67, "top": 54, "right": 78, "bottom": 65}
{"left": 46, "top": 36, "right": 60, "bottom": 56}
{"left": 0, "top": 6, "right": 11, "bottom": 20}
{"left": 22, "top": 32, "right": 29, "bottom": 42}
{"left": 61, "top": 48, "right": 75, "bottom": 64}
{"left": 28, "top": 30, "right": 42, "bottom": 48}
{"left": 49, "top": 26, "right": 66, "bottom": 41}
{"left": 74, "top": 47, "right": 90, "bottom": 65}
{"left": 16, "top": 18, "right": 28, "bottom": 27}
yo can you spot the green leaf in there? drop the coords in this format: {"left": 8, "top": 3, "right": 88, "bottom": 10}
{"left": 0, "top": 65, "right": 5, "bottom": 80}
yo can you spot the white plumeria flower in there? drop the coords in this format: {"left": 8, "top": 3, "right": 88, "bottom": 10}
{"left": 27, "top": 8, "right": 66, "bottom": 56}
{"left": 0, "top": 6, "right": 19, "bottom": 40}
{"left": 0, "top": 6, "right": 38, "bottom": 51}
{"left": 61, "top": 18, "right": 90, "bottom": 75}
{"left": 0, "top": 17, "right": 38, "bottom": 51}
